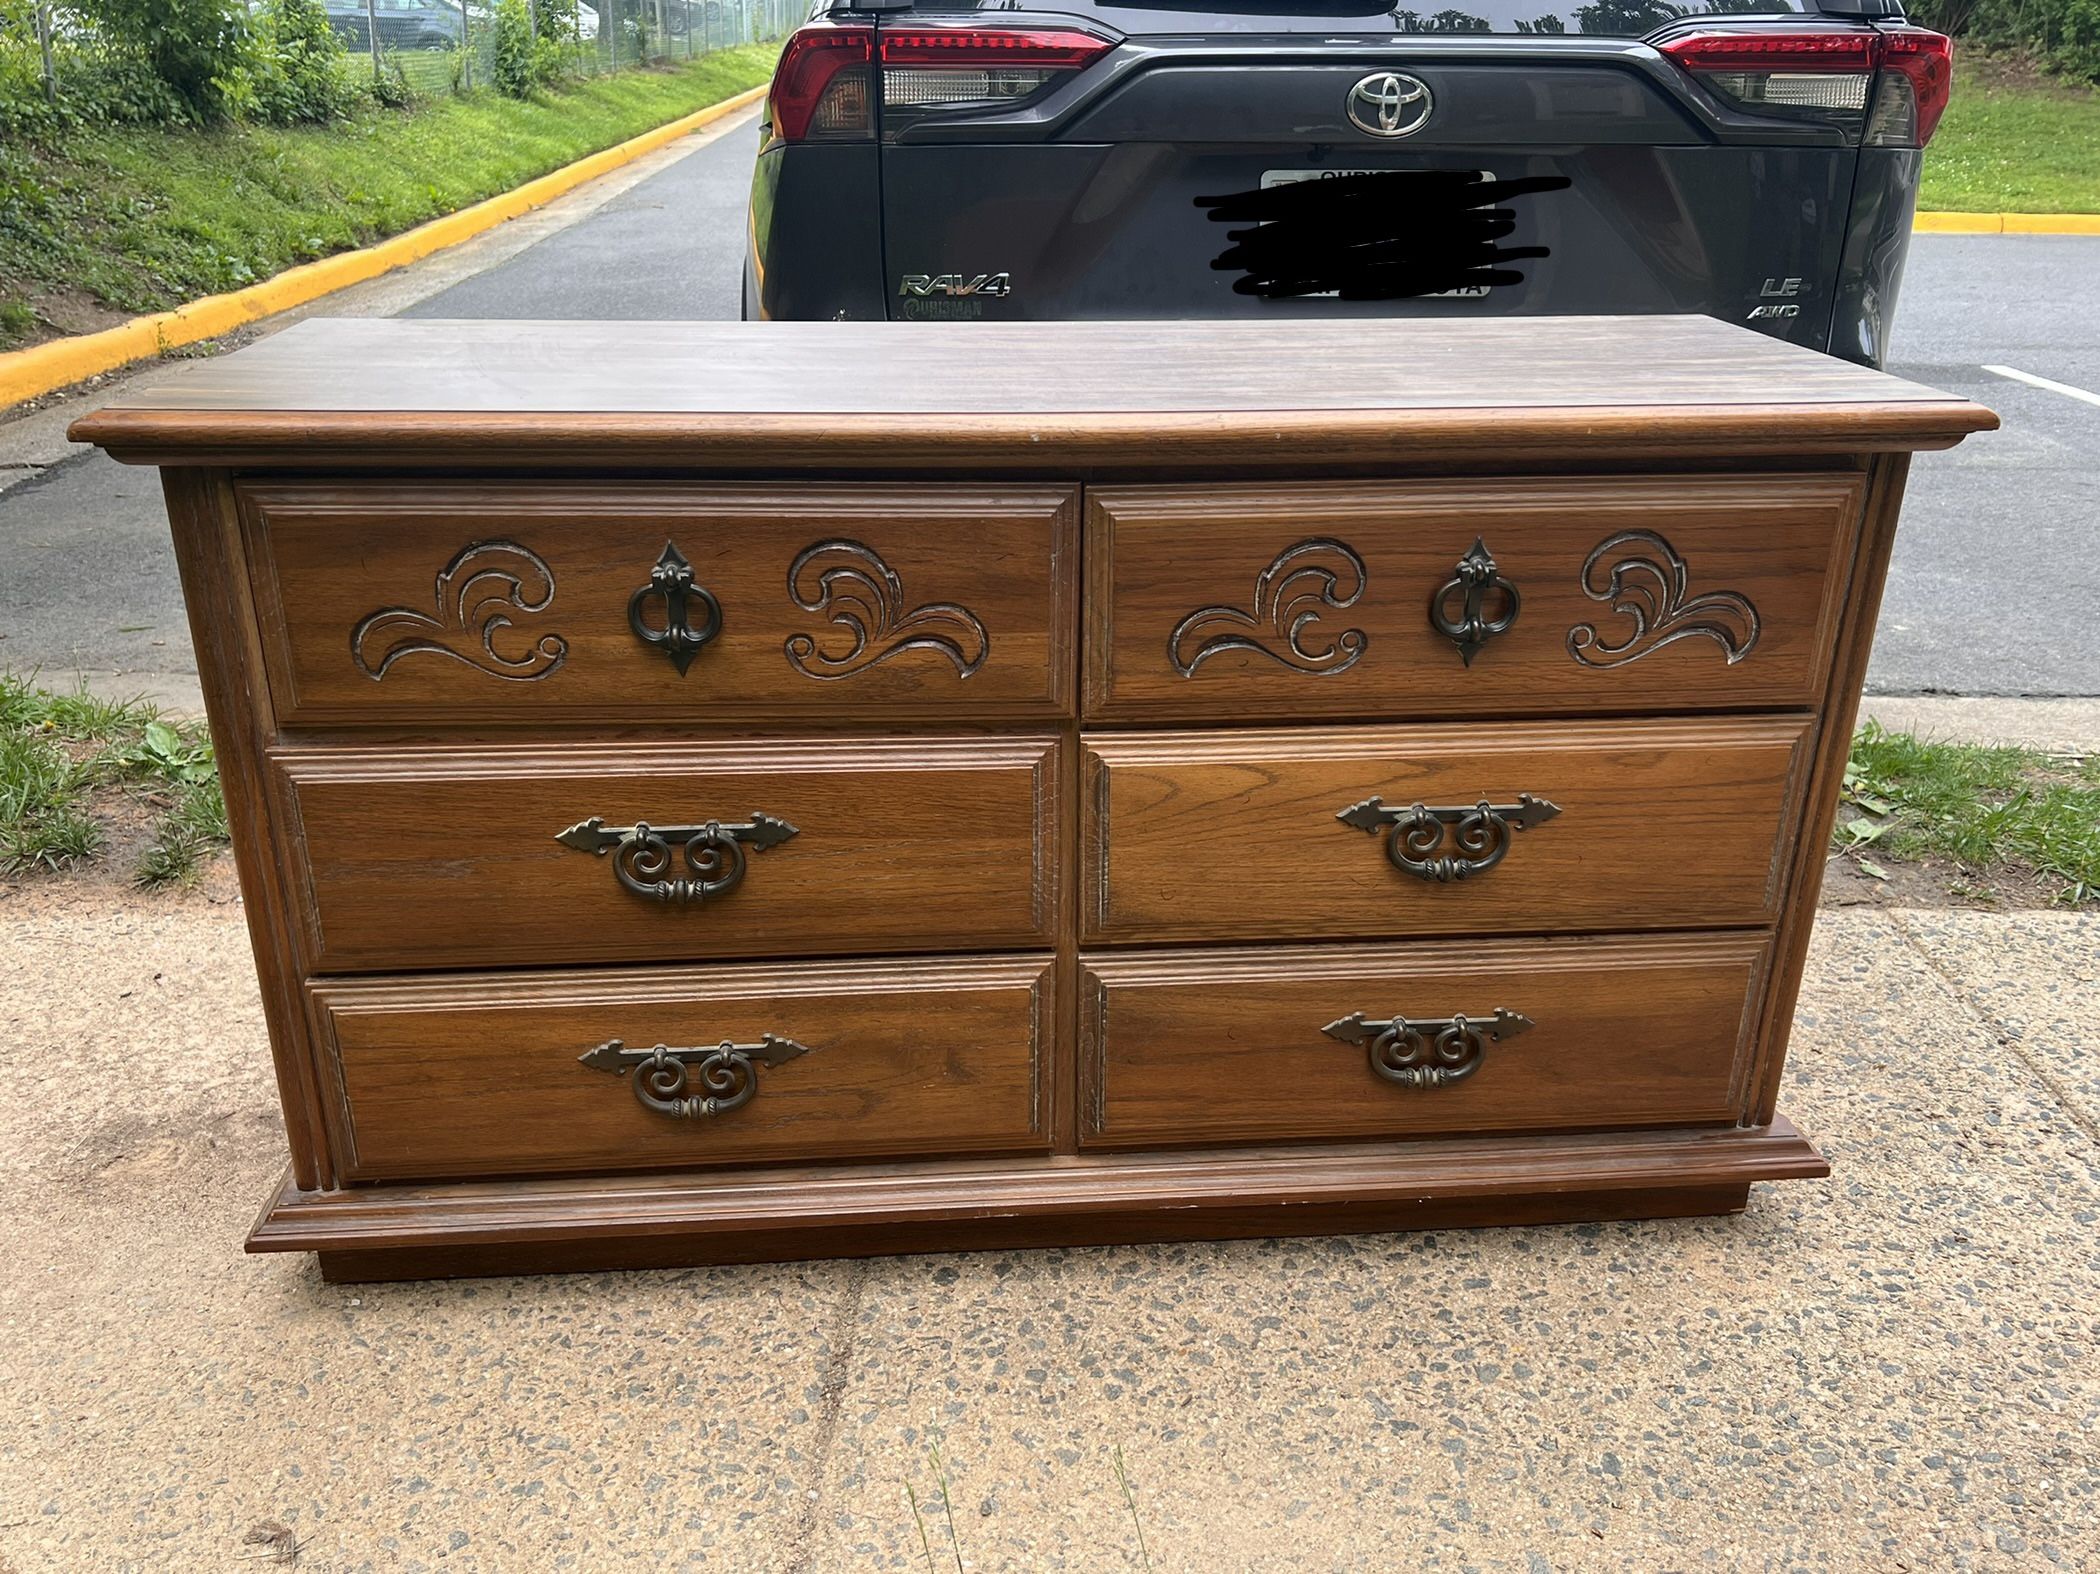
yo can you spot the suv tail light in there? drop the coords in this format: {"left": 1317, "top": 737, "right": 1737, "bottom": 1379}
{"left": 768, "top": 23, "right": 875, "bottom": 143}
{"left": 1658, "top": 25, "right": 1953, "bottom": 147}
{"left": 1866, "top": 26, "right": 1954, "bottom": 148}
{"left": 880, "top": 25, "right": 1114, "bottom": 114}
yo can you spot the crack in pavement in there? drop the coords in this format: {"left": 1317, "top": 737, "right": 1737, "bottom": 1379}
{"left": 785, "top": 1258, "right": 869, "bottom": 1574}
{"left": 1889, "top": 907, "right": 2100, "bottom": 1150}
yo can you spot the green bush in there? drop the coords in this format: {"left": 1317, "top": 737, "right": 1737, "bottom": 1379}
{"left": 248, "top": 0, "right": 359, "bottom": 124}
{"left": 83, "top": 0, "right": 251, "bottom": 122}
{"left": 1, "top": 2, "right": 187, "bottom": 133}
{"left": 369, "top": 50, "right": 416, "bottom": 107}
{"left": 1912, "top": 0, "right": 2100, "bottom": 81}
{"left": 492, "top": 0, "right": 535, "bottom": 95}
{"left": 0, "top": 8, "right": 55, "bottom": 134}
{"left": 492, "top": 0, "right": 569, "bottom": 96}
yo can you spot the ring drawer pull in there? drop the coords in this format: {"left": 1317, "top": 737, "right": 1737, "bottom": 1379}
{"left": 555, "top": 811, "right": 799, "bottom": 905}
{"left": 1337, "top": 793, "right": 1560, "bottom": 882}
{"left": 628, "top": 541, "right": 723, "bottom": 675}
{"left": 1322, "top": 1009, "right": 1533, "bottom": 1089}
{"left": 1429, "top": 537, "right": 1520, "bottom": 666}
{"left": 580, "top": 1035, "right": 816, "bottom": 1118}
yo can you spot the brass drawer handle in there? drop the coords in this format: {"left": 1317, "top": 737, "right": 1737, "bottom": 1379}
{"left": 1337, "top": 793, "right": 1560, "bottom": 882}
{"left": 629, "top": 542, "right": 723, "bottom": 675}
{"left": 1323, "top": 1009, "right": 1533, "bottom": 1089}
{"left": 1428, "top": 537, "right": 1519, "bottom": 665}
{"left": 555, "top": 811, "right": 799, "bottom": 905}
{"left": 580, "top": 1035, "right": 815, "bottom": 1118}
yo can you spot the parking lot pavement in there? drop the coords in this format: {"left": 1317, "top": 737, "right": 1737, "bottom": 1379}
{"left": 1879, "top": 236, "right": 2100, "bottom": 699}
{"left": 400, "top": 122, "right": 761, "bottom": 322}
{"left": 0, "top": 111, "right": 2093, "bottom": 709}
{"left": 2, "top": 881, "right": 2095, "bottom": 1570}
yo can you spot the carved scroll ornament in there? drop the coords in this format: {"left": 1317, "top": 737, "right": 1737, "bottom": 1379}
{"left": 1169, "top": 537, "right": 1368, "bottom": 678}
{"left": 1566, "top": 529, "right": 1760, "bottom": 670}
{"left": 350, "top": 539, "right": 568, "bottom": 682}
{"left": 785, "top": 539, "right": 988, "bottom": 681}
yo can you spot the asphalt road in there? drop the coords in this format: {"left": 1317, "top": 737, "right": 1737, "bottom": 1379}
{"left": 1, "top": 118, "right": 2094, "bottom": 704}
{"left": 402, "top": 122, "right": 757, "bottom": 322}
{"left": 1878, "top": 238, "right": 2100, "bottom": 696}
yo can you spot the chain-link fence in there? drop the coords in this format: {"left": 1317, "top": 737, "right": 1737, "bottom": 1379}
{"left": 344, "top": 0, "right": 800, "bottom": 99}
{"left": 2, "top": 0, "right": 796, "bottom": 123}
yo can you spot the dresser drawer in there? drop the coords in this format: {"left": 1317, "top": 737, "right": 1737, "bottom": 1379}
{"left": 312, "top": 955, "right": 1053, "bottom": 1180}
{"left": 1084, "top": 717, "right": 1809, "bottom": 944}
{"left": 1084, "top": 474, "right": 1863, "bottom": 721}
{"left": 1080, "top": 934, "right": 1766, "bottom": 1149}
{"left": 241, "top": 481, "right": 1076, "bottom": 725}
{"left": 276, "top": 737, "right": 1059, "bottom": 972}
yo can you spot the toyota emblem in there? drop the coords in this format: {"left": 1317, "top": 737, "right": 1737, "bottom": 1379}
{"left": 1346, "top": 72, "right": 1433, "bottom": 138}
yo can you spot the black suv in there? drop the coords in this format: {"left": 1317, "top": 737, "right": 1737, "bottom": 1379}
{"left": 745, "top": 0, "right": 1951, "bottom": 365}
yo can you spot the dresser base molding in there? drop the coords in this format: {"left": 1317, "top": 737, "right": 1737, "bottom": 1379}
{"left": 249, "top": 1118, "right": 1829, "bottom": 1282}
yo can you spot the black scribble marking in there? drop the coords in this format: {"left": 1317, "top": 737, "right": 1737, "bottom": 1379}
{"left": 1197, "top": 170, "right": 1574, "bottom": 300}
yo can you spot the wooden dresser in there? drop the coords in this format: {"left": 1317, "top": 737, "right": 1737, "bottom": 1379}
{"left": 74, "top": 316, "right": 1994, "bottom": 1282}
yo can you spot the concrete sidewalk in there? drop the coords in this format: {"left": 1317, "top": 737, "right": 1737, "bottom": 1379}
{"left": 1, "top": 881, "right": 2095, "bottom": 1571}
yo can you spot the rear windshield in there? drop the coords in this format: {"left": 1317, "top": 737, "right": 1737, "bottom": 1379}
{"left": 1058, "top": 0, "right": 1816, "bottom": 34}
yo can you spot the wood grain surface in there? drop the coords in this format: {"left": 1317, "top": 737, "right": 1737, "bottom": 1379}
{"left": 1079, "top": 934, "right": 1768, "bottom": 1149}
{"left": 274, "top": 736, "right": 1062, "bottom": 972}
{"left": 242, "top": 481, "right": 1077, "bottom": 725}
{"left": 1083, "top": 716, "right": 1812, "bottom": 943}
{"left": 311, "top": 955, "right": 1054, "bottom": 1181}
{"left": 71, "top": 317, "right": 1996, "bottom": 470}
{"left": 244, "top": 1117, "right": 1830, "bottom": 1275}
{"left": 1747, "top": 453, "right": 1919, "bottom": 1122}
{"left": 161, "top": 471, "right": 334, "bottom": 1190}
{"left": 1085, "top": 474, "right": 1863, "bottom": 720}
{"left": 75, "top": 312, "right": 1988, "bottom": 1272}
{"left": 313, "top": 1186, "right": 1758, "bottom": 1279}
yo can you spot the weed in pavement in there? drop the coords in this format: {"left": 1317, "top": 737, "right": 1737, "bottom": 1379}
{"left": 0, "top": 675, "right": 229, "bottom": 885}
{"left": 0, "top": 727, "right": 103, "bottom": 870}
{"left": 1837, "top": 721, "right": 2100, "bottom": 903}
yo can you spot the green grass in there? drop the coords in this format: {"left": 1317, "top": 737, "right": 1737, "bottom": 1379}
{"left": 1836, "top": 722, "right": 2100, "bottom": 903}
{"left": 0, "top": 674, "right": 230, "bottom": 886}
{"left": 0, "top": 45, "right": 777, "bottom": 346}
{"left": 0, "top": 728, "right": 104, "bottom": 872}
{"left": 1921, "top": 57, "right": 2100, "bottom": 213}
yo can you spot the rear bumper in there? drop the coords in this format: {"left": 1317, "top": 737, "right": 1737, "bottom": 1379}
{"left": 747, "top": 142, "right": 889, "bottom": 322}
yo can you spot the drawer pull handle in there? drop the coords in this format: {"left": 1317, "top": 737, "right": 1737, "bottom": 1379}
{"left": 580, "top": 1035, "right": 815, "bottom": 1118}
{"left": 1337, "top": 793, "right": 1560, "bottom": 883}
{"left": 555, "top": 812, "right": 799, "bottom": 905}
{"left": 1429, "top": 537, "right": 1520, "bottom": 666}
{"left": 1323, "top": 1009, "right": 1533, "bottom": 1089}
{"left": 628, "top": 542, "right": 723, "bottom": 675}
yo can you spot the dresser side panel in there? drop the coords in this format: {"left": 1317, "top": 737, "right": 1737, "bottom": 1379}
{"left": 160, "top": 469, "right": 334, "bottom": 1188}
{"left": 1746, "top": 451, "right": 1914, "bottom": 1124}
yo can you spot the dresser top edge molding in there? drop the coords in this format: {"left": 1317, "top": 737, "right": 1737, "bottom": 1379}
{"left": 71, "top": 316, "right": 1997, "bottom": 469}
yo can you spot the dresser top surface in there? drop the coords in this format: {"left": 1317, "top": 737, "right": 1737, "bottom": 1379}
{"left": 73, "top": 315, "right": 1995, "bottom": 469}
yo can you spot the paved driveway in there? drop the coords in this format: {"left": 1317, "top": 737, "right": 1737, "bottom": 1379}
{"left": 1879, "top": 238, "right": 2100, "bottom": 696}
{"left": 0, "top": 112, "right": 2095, "bottom": 706}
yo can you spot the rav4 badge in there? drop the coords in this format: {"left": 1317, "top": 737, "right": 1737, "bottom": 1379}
{"left": 898, "top": 273, "right": 1013, "bottom": 298}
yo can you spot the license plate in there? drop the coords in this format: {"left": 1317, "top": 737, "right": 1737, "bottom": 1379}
{"left": 1257, "top": 169, "right": 1498, "bottom": 299}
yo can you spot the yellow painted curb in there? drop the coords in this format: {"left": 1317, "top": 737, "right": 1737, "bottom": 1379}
{"left": 1916, "top": 210, "right": 2100, "bottom": 235}
{"left": 0, "top": 82, "right": 768, "bottom": 411}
